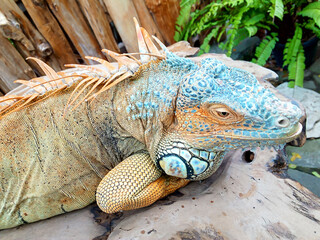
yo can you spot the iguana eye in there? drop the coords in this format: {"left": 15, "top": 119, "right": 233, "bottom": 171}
{"left": 206, "top": 104, "right": 243, "bottom": 124}
{"left": 215, "top": 108, "right": 230, "bottom": 118}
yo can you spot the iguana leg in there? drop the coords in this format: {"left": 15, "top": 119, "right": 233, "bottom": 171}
{"left": 96, "top": 153, "right": 189, "bottom": 213}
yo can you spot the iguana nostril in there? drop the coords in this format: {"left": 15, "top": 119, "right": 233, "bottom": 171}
{"left": 276, "top": 117, "right": 290, "bottom": 128}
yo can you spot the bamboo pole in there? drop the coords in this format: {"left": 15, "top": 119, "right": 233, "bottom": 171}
{"left": 21, "top": 0, "right": 79, "bottom": 69}
{"left": 77, "top": 0, "right": 119, "bottom": 54}
{"left": 103, "top": 0, "right": 139, "bottom": 53}
{"left": 46, "top": 0, "right": 105, "bottom": 64}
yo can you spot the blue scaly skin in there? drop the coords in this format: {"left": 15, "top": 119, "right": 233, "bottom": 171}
{"left": 0, "top": 29, "right": 302, "bottom": 228}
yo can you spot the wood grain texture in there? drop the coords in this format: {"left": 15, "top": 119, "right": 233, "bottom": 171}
{"left": 21, "top": 0, "right": 79, "bottom": 69}
{"left": 145, "top": 0, "right": 180, "bottom": 45}
{"left": 46, "top": 0, "right": 105, "bottom": 64}
{"left": 132, "top": 0, "right": 164, "bottom": 42}
{"left": 0, "top": 36, "right": 36, "bottom": 93}
{"left": 0, "top": 0, "right": 52, "bottom": 57}
{"left": 103, "top": 0, "right": 139, "bottom": 53}
{"left": 77, "top": 0, "right": 119, "bottom": 54}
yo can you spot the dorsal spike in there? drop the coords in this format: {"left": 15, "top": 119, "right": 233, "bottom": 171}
{"left": 0, "top": 95, "right": 24, "bottom": 104}
{"left": 67, "top": 77, "right": 99, "bottom": 108}
{"left": 65, "top": 64, "right": 110, "bottom": 78}
{"left": 65, "top": 76, "right": 94, "bottom": 109}
{"left": 133, "top": 17, "right": 150, "bottom": 62}
{"left": 152, "top": 36, "right": 170, "bottom": 56}
{"left": 70, "top": 77, "right": 106, "bottom": 111}
{"left": 101, "top": 49, "right": 138, "bottom": 70}
{"left": 27, "top": 57, "right": 61, "bottom": 87}
{"left": 14, "top": 80, "right": 45, "bottom": 94}
{"left": 87, "top": 72, "right": 132, "bottom": 103}
{"left": 85, "top": 56, "right": 116, "bottom": 71}
{"left": 140, "top": 27, "right": 161, "bottom": 56}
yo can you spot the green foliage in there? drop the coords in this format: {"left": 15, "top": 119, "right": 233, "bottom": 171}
{"left": 283, "top": 26, "right": 302, "bottom": 66}
{"left": 175, "top": 0, "right": 320, "bottom": 88}
{"left": 288, "top": 46, "right": 305, "bottom": 88}
{"left": 252, "top": 33, "right": 278, "bottom": 66}
{"left": 174, "top": 0, "right": 198, "bottom": 42}
{"left": 269, "top": 0, "right": 284, "bottom": 20}
{"left": 304, "top": 20, "right": 320, "bottom": 38}
{"left": 298, "top": 2, "right": 320, "bottom": 28}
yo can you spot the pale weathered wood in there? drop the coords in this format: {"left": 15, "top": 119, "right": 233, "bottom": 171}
{"left": 132, "top": 0, "right": 164, "bottom": 42}
{"left": 103, "top": 0, "right": 139, "bottom": 53}
{"left": 46, "top": 0, "right": 105, "bottom": 64}
{"left": 0, "top": 35, "right": 36, "bottom": 93}
{"left": 21, "top": 0, "right": 79, "bottom": 69}
{"left": 0, "top": 0, "right": 52, "bottom": 57}
{"left": 145, "top": 0, "right": 180, "bottom": 45}
{"left": 0, "top": 0, "right": 62, "bottom": 74}
{"left": 77, "top": 0, "right": 119, "bottom": 54}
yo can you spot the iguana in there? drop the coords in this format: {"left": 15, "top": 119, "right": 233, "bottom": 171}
{"left": 0, "top": 20, "right": 302, "bottom": 230}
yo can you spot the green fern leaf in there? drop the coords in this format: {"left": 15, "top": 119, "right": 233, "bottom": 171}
{"left": 252, "top": 33, "right": 278, "bottom": 66}
{"left": 288, "top": 46, "right": 305, "bottom": 87}
{"left": 233, "top": 28, "right": 250, "bottom": 47}
{"left": 174, "top": 0, "right": 198, "bottom": 41}
{"left": 299, "top": 2, "right": 320, "bottom": 28}
{"left": 288, "top": 81, "right": 295, "bottom": 88}
{"left": 269, "top": 0, "right": 284, "bottom": 20}
{"left": 199, "top": 27, "right": 220, "bottom": 55}
{"left": 245, "top": 26, "right": 258, "bottom": 36}
{"left": 244, "top": 14, "right": 266, "bottom": 25}
{"left": 304, "top": 20, "right": 320, "bottom": 38}
{"left": 283, "top": 26, "right": 302, "bottom": 67}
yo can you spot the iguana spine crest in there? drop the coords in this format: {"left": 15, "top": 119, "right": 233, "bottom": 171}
{"left": 0, "top": 18, "right": 166, "bottom": 118}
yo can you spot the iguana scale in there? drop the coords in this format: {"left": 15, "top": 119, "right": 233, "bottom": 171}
{"left": 0, "top": 20, "right": 302, "bottom": 229}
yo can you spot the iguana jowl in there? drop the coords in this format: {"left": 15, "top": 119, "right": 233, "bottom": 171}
{"left": 0, "top": 20, "right": 302, "bottom": 229}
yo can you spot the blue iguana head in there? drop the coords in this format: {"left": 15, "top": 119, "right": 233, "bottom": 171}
{"left": 155, "top": 57, "right": 302, "bottom": 180}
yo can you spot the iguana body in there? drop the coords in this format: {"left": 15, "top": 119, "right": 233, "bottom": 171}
{"left": 0, "top": 21, "right": 302, "bottom": 229}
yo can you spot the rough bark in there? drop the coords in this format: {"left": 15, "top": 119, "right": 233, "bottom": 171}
{"left": 0, "top": 35, "right": 36, "bottom": 93}
{"left": 21, "top": 0, "right": 79, "bottom": 69}
{"left": 145, "top": 0, "right": 180, "bottom": 45}
{"left": 77, "top": 0, "right": 119, "bottom": 54}
{"left": 103, "top": 0, "right": 139, "bottom": 53}
{"left": 46, "top": 0, "right": 105, "bottom": 64}
{"left": 132, "top": 0, "right": 164, "bottom": 42}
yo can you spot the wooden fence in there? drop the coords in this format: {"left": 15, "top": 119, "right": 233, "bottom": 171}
{"left": 0, "top": 0, "right": 180, "bottom": 95}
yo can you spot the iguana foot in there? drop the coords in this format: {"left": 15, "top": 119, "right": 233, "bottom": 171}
{"left": 96, "top": 153, "right": 189, "bottom": 213}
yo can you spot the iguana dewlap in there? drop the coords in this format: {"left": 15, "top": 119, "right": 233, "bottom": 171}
{"left": 0, "top": 20, "right": 302, "bottom": 229}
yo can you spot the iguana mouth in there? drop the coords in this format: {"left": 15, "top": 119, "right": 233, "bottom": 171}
{"left": 192, "top": 122, "right": 303, "bottom": 143}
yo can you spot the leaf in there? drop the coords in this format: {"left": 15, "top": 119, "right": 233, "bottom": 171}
{"left": 269, "top": 0, "right": 284, "bottom": 20}
{"left": 245, "top": 26, "right": 258, "bottom": 36}
{"left": 252, "top": 33, "right": 278, "bottom": 66}
{"left": 244, "top": 13, "right": 266, "bottom": 25}
{"left": 304, "top": 20, "right": 320, "bottom": 38}
{"left": 287, "top": 81, "right": 295, "bottom": 88}
{"left": 198, "top": 27, "right": 220, "bottom": 55}
{"left": 174, "top": 0, "right": 198, "bottom": 41}
{"left": 298, "top": 2, "right": 320, "bottom": 28}
{"left": 233, "top": 28, "right": 249, "bottom": 47}
{"left": 288, "top": 46, "right": 305, "bottom": 87}
{"left": 283, "top": 26, "right": 302, "bottom": 67}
